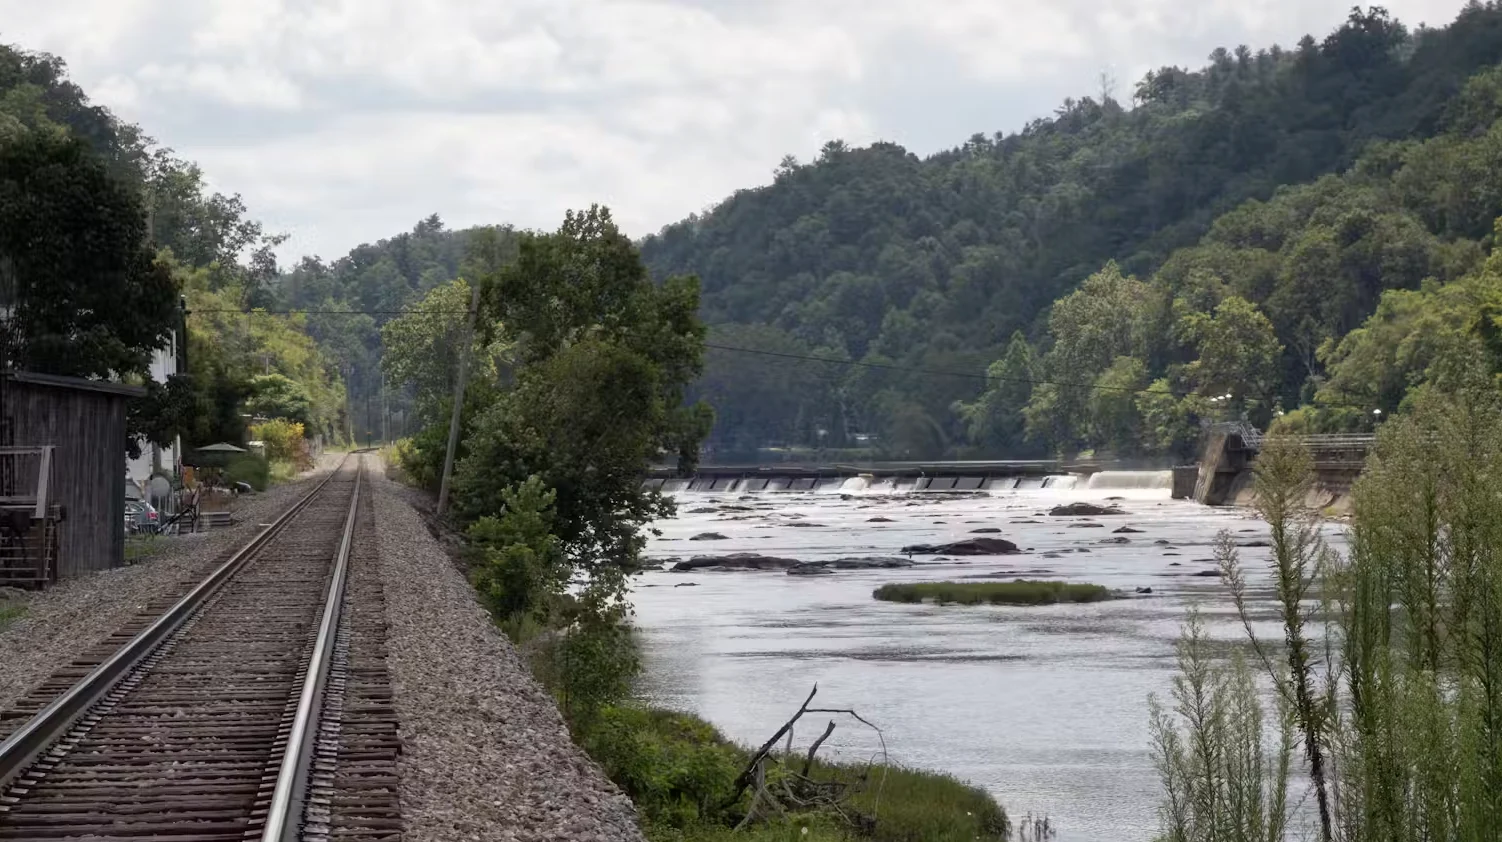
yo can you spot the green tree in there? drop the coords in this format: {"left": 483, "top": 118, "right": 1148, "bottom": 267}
{"left": 692, "top": 323, "right": 838, "bottom": 457}
{"left": 1332, "top": 386, "right": 1502, "bottom": 839}
{"left": 1026, "top": 263, "right": 1150, "bottom": 452}
{"left": 955, "top": 331, "right": 1039, "bottom": 456}
{"left": 1179, "top": 296, "right": 1285, "bottom": 422}
{"left": 454, "top": 207, "right": 712, "bottom": 606}
{"left": 0, "top": 131, "right": 177, "bottom": 379}
{"left": 1087, "top": 356, "right": 1149, "bottom": 454}
{"left": 1136, "top": 379, "right": 1209, "bottom": 459}
{"left": 380, "top": 277, "right": 508, "bottom": 425}
{"left": 244, "top": 373, "right": 314, "bottom": 426}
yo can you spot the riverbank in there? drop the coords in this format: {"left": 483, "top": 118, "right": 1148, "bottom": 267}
{"left": 386, "top": 458, "right": 1015, "bottom": 840}
{"left": 583, "top": 704, "right": 1009, "bottom": 842}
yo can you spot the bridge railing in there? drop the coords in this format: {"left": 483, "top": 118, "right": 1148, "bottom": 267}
{"left": 1206, "top": 422, "right": 1375, "bottom": 453}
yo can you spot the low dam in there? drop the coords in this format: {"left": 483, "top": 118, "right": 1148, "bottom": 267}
{"left": 645, "top": 459, "right": 1195, "bottom": 496}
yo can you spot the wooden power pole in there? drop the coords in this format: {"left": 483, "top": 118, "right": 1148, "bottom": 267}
{"left": 436, "top": 282, "right": 481, "bottom": 516}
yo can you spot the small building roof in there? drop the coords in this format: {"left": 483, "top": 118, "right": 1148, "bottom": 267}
{"left": 196, "top": 442, "right": 248, "bottom": 453}
{"left": 5, "top": 369, "right": 147, "bottom": 398}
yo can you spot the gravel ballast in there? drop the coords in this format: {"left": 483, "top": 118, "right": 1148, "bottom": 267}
{"left": 365, "top": 454, "right": 644, "bottom": 842}
{"left": 0, "top": 456, "right": 343, "bottom": 721}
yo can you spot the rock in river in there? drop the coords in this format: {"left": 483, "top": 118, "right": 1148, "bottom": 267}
{"left": 689, "top": 532, "right": 729, "bottom": 541}
{"left": 1112, "top": 526, "right": 1145, "bottom": 534}
{"left": 788, "top": 556, "right": 916, "bottom": 575}
{"left": 786, "top": 522, "right": 828, "bottom": 528}
{"left": 672, "top": 553, "right": 801, "bottom": 572}
{"left": 866, "top": 517, "right": 896, "bottom": 523}
{"left": 1098, "top": 536, "right": 1131, "bottom": 544}
{"left": 900, "top": 537, "right": 1021, "bottom": 556}
{"left": 1049, "top": 502, "right": 1127, "bottom": 517}
{"left": 969, "top": 527, "right": 1003, "bottom": 534}
{"left": 1067, "top": 522, "right": 1106, "bottom": 528}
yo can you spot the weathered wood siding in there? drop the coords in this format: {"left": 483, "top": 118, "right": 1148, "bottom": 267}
{"left": 3, "top": 380, "right": 129, "bottom": 577}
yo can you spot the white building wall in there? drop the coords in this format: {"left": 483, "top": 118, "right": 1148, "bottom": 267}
{"left": 126, "top": 330, "right": 179, "bottom": 496}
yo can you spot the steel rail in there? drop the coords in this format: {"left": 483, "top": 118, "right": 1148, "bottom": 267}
{"left": 260, "top": 459, "right": 362, "bottom": 842}
{"left": 0, "top": 453, "right": 352, "bottom": 793}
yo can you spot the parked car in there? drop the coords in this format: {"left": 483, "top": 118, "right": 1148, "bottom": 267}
{"left": 124, "top": 500, "right": 159, "bottom": 534}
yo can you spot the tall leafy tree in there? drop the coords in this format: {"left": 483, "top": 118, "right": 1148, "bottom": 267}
{"left": 955, "top": 331, "right": 1040, "bottom": 456}
{"left": 0, "top": 130, "right": 176, "bottom": 379}
{"left": 454, "top": 207, "right": 712, "bottom": 602}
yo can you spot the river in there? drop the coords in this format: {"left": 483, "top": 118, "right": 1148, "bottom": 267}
{"left": 631, "top": 472, "right": 1342, "bottom": 841}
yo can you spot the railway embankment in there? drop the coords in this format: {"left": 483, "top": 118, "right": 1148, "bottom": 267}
{"left": 365, "top": 453, "right": 644, "bottom": 842}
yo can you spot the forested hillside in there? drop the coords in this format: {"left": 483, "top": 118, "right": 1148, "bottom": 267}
{"left": 1, "top": 43, "right": 349, "bottom": 452}
{"left": 642, "top": 3, "right": 1502, "bottom": 460}
{"left": 268, "top": 218, "right": 518, "bottom": 444}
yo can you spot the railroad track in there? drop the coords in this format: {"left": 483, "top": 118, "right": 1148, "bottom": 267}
{"left": 0, "top": 454, "right": 401, "bottom": 841}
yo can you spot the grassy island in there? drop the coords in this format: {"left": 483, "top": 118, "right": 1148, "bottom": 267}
{"left": 874, "top": 580, "right": 1114, "bottom": 606}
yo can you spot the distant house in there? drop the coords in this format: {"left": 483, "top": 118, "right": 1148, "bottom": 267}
{"left": 125, "top": 297, "right": 188, "bottom": 506}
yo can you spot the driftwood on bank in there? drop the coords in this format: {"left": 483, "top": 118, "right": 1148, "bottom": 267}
{"left": 721, "top": 684, "right": 890, "bottom": 832}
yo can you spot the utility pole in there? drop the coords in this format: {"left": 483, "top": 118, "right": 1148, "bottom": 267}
{"left": 436, "top": 282, "right": 481, "bottom": 516}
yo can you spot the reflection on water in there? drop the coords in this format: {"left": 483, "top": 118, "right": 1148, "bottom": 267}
{"left": 633, "top": 477, "right": 1346, "bottom": 842}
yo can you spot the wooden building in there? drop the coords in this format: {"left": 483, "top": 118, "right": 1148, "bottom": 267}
{"left": 1, "top": 370, "right": 144, "bottom": 581}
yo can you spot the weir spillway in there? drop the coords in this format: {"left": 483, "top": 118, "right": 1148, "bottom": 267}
{"left": 644, "top": 460, "right": 1195, "bottom": 497}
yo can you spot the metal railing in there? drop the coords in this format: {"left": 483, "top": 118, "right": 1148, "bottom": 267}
{"left": 1207, "top": 422, "right": 1376, "bottom": 453}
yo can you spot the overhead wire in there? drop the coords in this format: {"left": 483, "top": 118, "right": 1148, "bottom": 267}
{"left": 190, "top": 306, "right": 1188, "bottom": 396}
{"left": 188, "top": 306, "right": 1364, "bottom": 406}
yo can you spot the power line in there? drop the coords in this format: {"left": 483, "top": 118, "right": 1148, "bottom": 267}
{"left": 190, "top": 308, "right": 421, "bottom": 315}
{"left": 701, "top": 342, "right": 1190, "bottom": 397}
{"left": 187, "top": 306, "right": 1363, "bottom": 407}
{"left": 190, "top": 307, "right": 1194, "bottom": 399}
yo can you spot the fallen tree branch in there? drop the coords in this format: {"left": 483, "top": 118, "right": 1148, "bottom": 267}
{"left": 722, "top": 684, "right": 819, "bottom": 810}
{"left": 802, "top": 720, "right": 837, "bottom": 777}
{"left": 807, "top": 706, "right": 890, "bottom": 816}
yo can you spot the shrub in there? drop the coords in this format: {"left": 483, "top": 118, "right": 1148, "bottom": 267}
{"left": 873, "top": 580, "right": 1114, "bottom": 606}
{"left": 250, "top": 418, "right": 310, "bottom": 468}
{"left": 225, "top": 454, "right": 270, "bottom": 491}
{"left": 581, "top": 706, "right": 744, "bottom": 830}
{"left": 393, "top": 423, "right": 449, "bottom": 490}
{"left": 468, "top": 477, "right": 569, "bottom": 632}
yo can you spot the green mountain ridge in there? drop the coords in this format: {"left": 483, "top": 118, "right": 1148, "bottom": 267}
{"left": 639, "top": 3, "right": 1502, "bottom": 459}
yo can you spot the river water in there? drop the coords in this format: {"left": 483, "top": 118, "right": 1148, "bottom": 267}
{"left": 632, "top": 473, "right": 1341, "bottom": 841}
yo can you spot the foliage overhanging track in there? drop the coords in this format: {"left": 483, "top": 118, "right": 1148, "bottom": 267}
{"left": 0, "top": 454, "right": 400, "bottom": 841}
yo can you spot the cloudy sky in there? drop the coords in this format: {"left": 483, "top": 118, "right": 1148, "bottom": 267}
{"left": 0, "top": 0, "right": 1473, "bottom": 262}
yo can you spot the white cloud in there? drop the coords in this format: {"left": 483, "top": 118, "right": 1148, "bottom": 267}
{"left": 0, "top": 0, "right": 1479, "bottom": 262}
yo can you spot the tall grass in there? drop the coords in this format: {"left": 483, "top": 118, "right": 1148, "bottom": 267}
{"left": 874, "top": 580, "right": 1113, "bottom": 606}
{"left": 581, "top": 705, "right": 1010, "bottom": 842}
{"left": 1151, "top": 386, "right": 1502, "bottom": 841}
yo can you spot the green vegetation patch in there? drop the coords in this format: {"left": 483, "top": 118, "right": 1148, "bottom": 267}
{"left": 581, "top": 705, "right": 1008, "bottom": 842}
{"left": 0, "top": 601, "right": 26, "bottom": 630}
{"left": 124, "top": 534, "right": 165, "bottom": 563}
{"left": 874, "top": 580, "right": 1114, "bottom": 606}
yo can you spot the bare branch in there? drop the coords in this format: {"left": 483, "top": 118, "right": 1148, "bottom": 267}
{"left": 802, "top": 720, "right": 837, "bottom": 777}
{"left": 723, "top": 684, "right": 819, "bottom": 810}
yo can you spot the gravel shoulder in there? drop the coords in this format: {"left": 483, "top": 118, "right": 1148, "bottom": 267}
{"left": 364, "top": 453, "right": 644, "bottom": 842}
{"left": 0, "top": 453, "right": 345, "bottom": 719}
